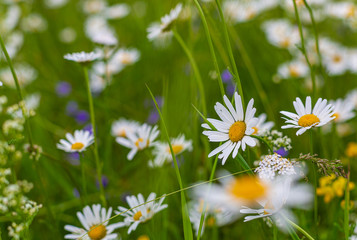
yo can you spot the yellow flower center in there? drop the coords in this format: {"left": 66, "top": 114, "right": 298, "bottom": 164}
{"left": 227, "top": 176, "right": 267, "bottom": 203}
{"left": 298, "top": 114, "right": 320, "bottom": 127}
{"left": 281, "top": 38, "right": 291, "bottom": 48}
{"left": 289, "top": 66, "right": 300, "bottom": 77}
{"left": 118, "top": 130, "right": 126, "bottom": 137}
{"left": 229, "top": 121, "right": 246, "bottom": 142}
{"left": 347, "top": 6, "right": 356, "bottom": 18}
{"left": 133, "top": 211, "right": 142, "bottom": 221}
{"left": 333, "top": 55, "right": 342, "bottom": 63}
{"left": 137, "top": 235, "right": 150, "bottom": 240}
{"left": 332, "top": 113, "right": 339, "bottom": 121}
{"left": 71, "top": 142, "right": 84, "bottom": 150}
{"left": 121, "top": 53, "right": 132, "bottom": 64}
{"left": 252, "top": 126, "right": 258, "bottom": 135}
{"left": 263, "top": 200, "right": 274, "bottom": 215}
{"left": 135, "top": 138, "right": 149, "bottom": 149}
{"left": 166, "top": 144, "right": 184, "bottom": 154}
{"left": 206, "top": 216, "right": 216, "bottom": 227}
{"left": 88, "top": 225, "right": 107, "bottom": 240}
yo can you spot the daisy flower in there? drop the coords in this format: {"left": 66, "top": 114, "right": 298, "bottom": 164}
{"left": 115, "top": 192, "right": 168, "bottom": 234}
{"left": 277, "top": 59, "right": 309, "bottom": 79}
{"left": 252, "top": 113, "right": 274, "bottom": 136}
{"left": 111, "top": 118, "right": 140, "bottom": 138}
{"left": 64, "top": 204, "right": 125, "bottom": 240}
{"left": 92, "top": 32, "right": 118, "bottom": 46}
{"left": 240, "top": 175, "right": 313, "bottom": 232}
{"left": 116, "top": 123, "right": 159, "bottom": 160}
{"left": 111, "top": 48, "right": 140, "bottom": 66}
{"left": 194, "top": 173, "right": 269, "bottom": 213}
{"left": 202, "top": 92, "right": 258, "bottom": 164}
{"left": 64, "top": 51, "right": 101, "bottom": 63}
{"left": 147, "top": 3, "right": 182, "bottom": 43}
{"left": 57, "top": 130, "right": 94, "bottom": 153}
{"left": 189, "top": 199, "right": 239, "bottom": 236}
{"left": 329, "top": 98, "right": 355, "bottom": 123}
{"left": 149, "top": 134, "right": 193, "bottom": 167}
{"left": 280, "top": 96, "right": 335, "bottom": 136}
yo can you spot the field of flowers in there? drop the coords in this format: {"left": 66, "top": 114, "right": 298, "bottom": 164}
{"left": 1, "top": 0, "right": 357, "bottom": 239}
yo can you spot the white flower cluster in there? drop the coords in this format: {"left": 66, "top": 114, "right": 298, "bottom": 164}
{"left": 260, "top": 130, "right": 292, "bottom": 151}
{"left": 255, "top": 154, "right": 296, "bottom": 180}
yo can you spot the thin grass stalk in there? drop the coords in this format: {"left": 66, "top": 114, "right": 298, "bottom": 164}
{"left": 310, "top": 131, "right": 318, "bottom": 235}
{"left": 173, "top": 29, "right": 207, "bottom": 116}
{"left": 146, "top": 85, "right": 193, "bottom": 240}
{"left": 284, "top": 216, "right": 315, "bottom": 240}
{"left": 214, "top": 0, "right": 244, "bottom": 106}
{"left": 193, "top": 0, "right": 225, "bottom": 99}
{"left": 0, "top": 34, "right": 34, "bottom": 147}
{"left": 291, "top": 0, "right": 316, "bottom": 100}
{"left": 83, "top": 66, "right": 106, "bottom": 207}
{"left": 344, "top": 166, "right": 351, "bottom": 240}
{"left": 80, "top": 154, "right": 88, "bottom": 205}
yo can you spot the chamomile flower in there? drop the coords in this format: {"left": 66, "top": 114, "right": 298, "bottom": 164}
{"left": 57, "top": 130, "right": 94, "bottom": 153}
{"left": 189, "top": 200, "right": 239, "bottom": 236}
{"left": 329, "top": 98, "right": 355, "bottom": 123}
{"left": 194, "top": 173, "right": 268, "bottom": 212}
{"left": 280, "top": 96, "right": 335, "bottom": 136}
{"left": 149, "top": 134, "right": 192, "bottom": 167}
{"left": 262, "top": 19, "right": 301, "bottom": 51}
{"left": 277, "top": 59, "right": 309, "bottom": 79}
{"left": 64, "top": 204, "right": 125, "bottom": 240}
{"left": 64, "top": 51, "right": 101, "bottom": 63}
{"left": 116, "top": 124, "right": 159, "bottom": 160}
{"left": 111, "top": 119, "right": 140, "bottom": 138}
{"left": 112, "top": 48, "right": 140, "bottom": 66}
{"left": 202, "top": 92, "right": 258, "bottom": 164}
{"left": 115, "top": 192, "right": 168, "bottom": 234}
{"left": 147, "top": 3, "right": 182, "bottom": 43}
{"left": 252, "top": 113, "right": 274, "bottom": 136}
{"left": 240, "top": 175, "right": 313, "bottom": 232}
{"left": 92, "top": 32, "right": 118, "bottom": 46}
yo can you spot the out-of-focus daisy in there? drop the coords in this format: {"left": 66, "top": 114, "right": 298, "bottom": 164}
{"left": 150, "top": 135, "right": 192, "bottom": 167}
{"left": 64, "top": 51, "right": 100, "bottom": 64}
{"left": 0, "top": 63, "right": 37, "bottom": 88}
{"left": 64, "top": 204, "right": 124, "bottom": 240}
{"left": 111, "top": 119, "right": 140, "bottom": 138}
{"left": 44, "top": 0, "right": 68, "bottom": 9}
{"left": 346, "top": 89, "right": 357, "bottom": 108}
{"left": 21, "top": 13, "right": 47, "bottom": 32}
{"left": 252, "top": 113, "right": 274, "bottom": 136}
{"left": 189, "top": 199, "right": 239, "bottom": 236}
{"left": 240, "top": 175, "right": 313, "bottom": 232}
{"left": 92, "top": 32, "right": 118, "bottom": 46}
{"left": 83, "top": 0, "right": 107, "bottom": 14}
{"left": 112, "top": 48, "right": 140, "bottom": 66}
{"left": 255, "top": 154, "right": 296, "bottom": 180}
{"left": 202, "top": 92, "right": 258, "bottom": 164}
{"left": 325, "top": 2, "right": 356, "bottom": 20}
{"left": 262, "top": 19, "right": 300, "bottom": 51}
{"left": 116, "top": 124, "right": 159, "bottom": 160}
{"left": 329, "top": 98, "right": 355, "bottom": 123}
{"left": 104, "top": 4, "right": 130, "bottom": 19}
{"left": 280, "top": 96, "right": 335, "bottom": 135}
{"left": 57, "top": 130, "right": 94, "bottom": 153}
{"left": 115, "top": 192, "right": 168, "bottom": 234}
{"left": 194, "top": 173, "right": 268, "bottom": 212}
{"left": 59, "top": 27, "right": 77, "bottom": 44}
{"left": 147, "top": 3, "right": 182, "bottom": 44}
{"left": 277, "top": 59, "right": 309, "bottom": 79}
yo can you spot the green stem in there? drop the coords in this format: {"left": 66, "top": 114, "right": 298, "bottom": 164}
{"left": 80, "top": 154, "right": 88, "bottom": 205}
{"left": 344, "top": 167, "right": 350, "bottom": 240}
{"left": 173, "top": 29, "right": 207, "bottom": 116}
{"left": 310, "top": 131, "right": 318, "bottom": 236}
{"left": 83, "top": 66, "right": 106, "bottom": 207}
{"left": 193, "top": 0, "right": 225, "bottom": 99}
{"left": 284, "top": 216, "right": 315, "bottom": 240}
{"left": 291, "top": 0, "right": 316, "bottom": 100}
{"left": 146, "top": 85, "right": 193, "bottom": 240}
{"left": 237, "top": 153, "right": 254, "bottom": 175}
{"left": 0, "top": 34, "right": 34, "bottom": 147}
{"left": 214, "top": 0, "right": 244, "bottom": 106}
{"left": 273, "top": 224, "right": 278, "bottom": 240}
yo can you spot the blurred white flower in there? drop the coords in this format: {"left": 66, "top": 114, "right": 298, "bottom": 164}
{"left": 44, "top": 0, "right": 68, "bottom": 9}
{"left": 252, "top": 113, "right": 274, "bottom": 137}
{"left": 59, "top": 28, "right": 77, "bottom": 44}
{"left": 21, "top": 14, "right": 47, "bottom": 32}
{"left": 111, "top": 118, "right": 140, "bottom": 138}
{"left": 64, "top": 51, "right": 100, "bottom": 63}
{"left": 329, "top": 98, "right": 355, "bottom": 123}
{"left": 115, "top": 192, "right": 168, "bottom": 234}
{"left": 0, "top": 63, "right": 37, "bottom": 88}
{"left": 104, "top": 3, "right": 130, "bottom": 19}
{"left": 277, "top": 59, "right": 310, "bottom": 79}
